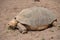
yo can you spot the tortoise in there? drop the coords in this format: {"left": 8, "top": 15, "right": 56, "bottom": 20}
{"left": 8, "top": 6, "right": 57, "bottom": 34}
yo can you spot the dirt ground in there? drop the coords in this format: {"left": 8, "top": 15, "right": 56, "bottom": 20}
{"left": 0, "top": 0, "right": 60, "bottom": 40}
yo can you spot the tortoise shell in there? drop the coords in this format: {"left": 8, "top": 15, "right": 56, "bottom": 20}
{"left": 15, "top": 6, "right": 56, "bottom": 28}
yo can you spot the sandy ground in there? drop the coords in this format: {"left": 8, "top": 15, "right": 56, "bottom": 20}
{"left": 0, "top": 0, "right": 60, "bottom": 40}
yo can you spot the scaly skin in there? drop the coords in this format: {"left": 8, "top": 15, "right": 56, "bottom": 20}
{"left": 17, "top": 23, "right": 27, "bottom": 34}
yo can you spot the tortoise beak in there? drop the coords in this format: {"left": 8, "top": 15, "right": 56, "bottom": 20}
{"left": 8, "top": 24, "right": 15, "bottom": 30}
{"left": 8, "top": 24, "right": 18, "bottom": 30}
{"left": 8, "top": 25, "right": 12, "bottom": 30}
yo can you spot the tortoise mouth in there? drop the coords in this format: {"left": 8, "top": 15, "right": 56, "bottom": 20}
{"left": 8, "top": 25, "right": 18, "bottom": 30}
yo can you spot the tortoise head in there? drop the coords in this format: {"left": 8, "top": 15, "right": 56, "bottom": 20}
{"left": 8, "top": 18, "right": 18, "bottom": 30}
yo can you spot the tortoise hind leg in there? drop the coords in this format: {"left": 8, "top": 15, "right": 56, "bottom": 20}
{"left": 51, "top": 19, "right": 57, "bottom": 27}
{"left": 48, "top": 19, "right": 57, "bottom": 28}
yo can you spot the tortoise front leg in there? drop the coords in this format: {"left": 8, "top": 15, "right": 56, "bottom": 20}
{"left": 17, "top": 23, "right": 27, "bottom": 34}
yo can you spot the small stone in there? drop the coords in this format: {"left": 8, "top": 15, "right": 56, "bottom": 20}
{"left": 51, "top": 37, "right": 54, "bottom": 39}
{"left": 42, "top": 38, "right": 45, "bottom": 40}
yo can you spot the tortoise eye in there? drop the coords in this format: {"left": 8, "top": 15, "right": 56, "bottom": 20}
{"left": 14, "top": 17, "right": 16, "bottom": 19}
